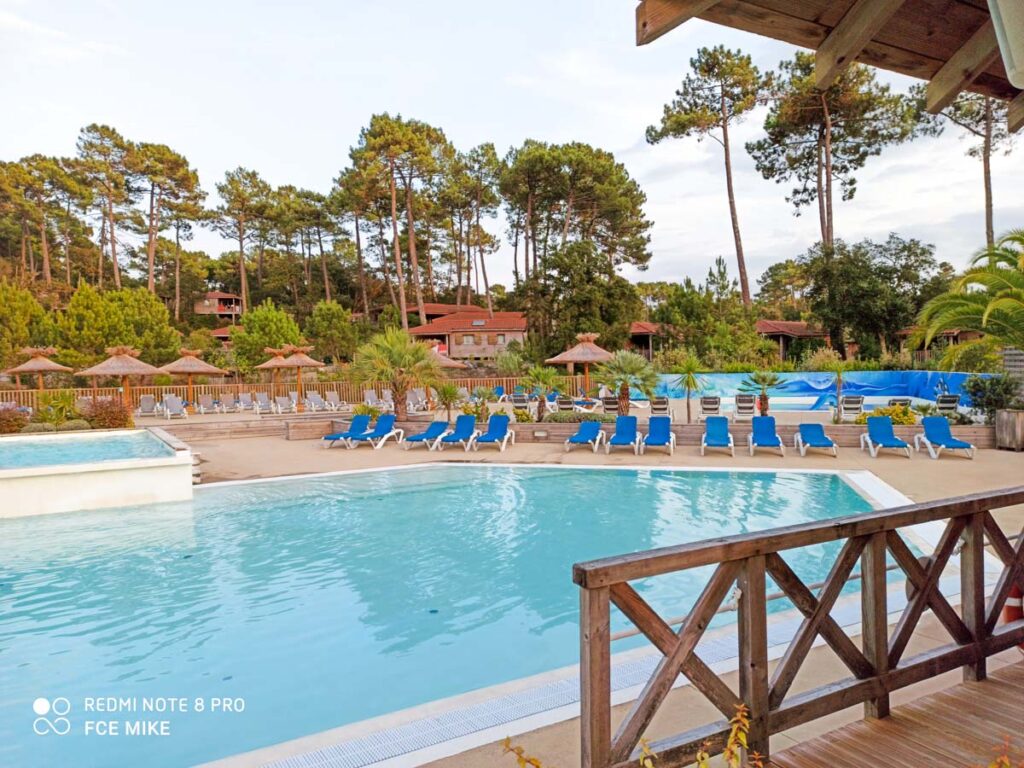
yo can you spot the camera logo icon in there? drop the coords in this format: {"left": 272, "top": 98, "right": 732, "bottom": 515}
{"left": 32, "top": 697, "right": 71, "bottom": 736}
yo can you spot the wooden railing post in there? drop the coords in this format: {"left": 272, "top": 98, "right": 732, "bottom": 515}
{"left": 861, "top": 531, "right": 890, "bottom": 718}
{"left": 960, "top": 511, "right": 987, "bottom": 682}
{"left": 738, "top": 555, "right": 769, "bottom": 760}
{"left": 580, "top": 586, "right": 611, "bottom": 768}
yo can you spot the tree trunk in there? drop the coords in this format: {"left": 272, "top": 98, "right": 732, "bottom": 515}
{"left": 561, "top": 192, "right": 573, "bottom": 249}
{"left": 97, "top": 212, "right": 105, "bottom": 288}
{"left": 983, "top": 97, "right": 994, "bottom": 249}
{"left": 423, "top": 224, "right": 436, "bottom": 300}
{"left": 237, "top": 220, "right": 249, "bottom": 313}
{"left": 450, "top": 215, "right": 463, "bottom": 306}
{"left": 64, "top": 198, "right": 73, "bottom": 285}
{"left": 316, "top": 224, "right": 332, "bottom": 302}
{"left": 618, "top": 382, "right": 631, "bottom": 417}
{"left": 512, "top": 218, "right": 520, "bottom": 288}
{"left": 463, "top": 217, "right": 473, "bottom": 302}
{"left": 39, "top": 213, "right": 52, "bottom": 285}
{"left": 720, "top": 92, "right": 750, "bottom": 306}
{"left": 815, "top": 129, "right": 828, "bottom": 246}
{"left": 377, "top": 218, "right": 398, "bottom": 308}
{"left": 403, "top": 180, "right": 427, "bottom": 325}
{"left": 354, "top": 212, "right": 370, "bottom": 316}
{"left": 388, "top": 159, "right": 410, "bottom": 330}
{"left": 686, "top": 386, "right": 692, "bottom": 424}
{"left": 107, "top": 196, "right": 121, "bottom": 289}
{"left": 20, "top": 219, "right": 29, "bottom": 279}
{"left": 146, "top": 184, "right": 158, "bottom": 292}
{"left": 475, "top": 191, "right": 494, "bottom": 317}
{"left": 821, "top": 93, "right": 835, "bottom": 248}
{"left": 524, "top": 193, "right": 533, "bottom": 280}
{"left": 174, "top": 224, "right": 182, "bottom": 322}
{"left": 393, "top": 383, "right": 408, "bottom": 420}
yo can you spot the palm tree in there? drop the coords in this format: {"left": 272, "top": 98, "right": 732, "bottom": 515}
{"left": 523, "top": 364, "right": 560, "bottom": 422}
{"left": 595, "top": 351, "right": 659, "bottom": 416}
{"left": 740, "top": 370, "right": 787, "bottom": 416}
{"left": 918, "top": 229, "right": 1024, "bottom": 350}
{"left": 672, "top": 352, "right": 705, "bottom": 423}
{"left": 434, "top": 382, "right": 461, "bottom": 424}
{"left": 349, "top": 328, "right": 441, "bottom": 419}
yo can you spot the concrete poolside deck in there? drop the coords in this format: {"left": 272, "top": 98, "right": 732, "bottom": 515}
{"left": 191, "top": 431, "right": 1024, "bottom": 768}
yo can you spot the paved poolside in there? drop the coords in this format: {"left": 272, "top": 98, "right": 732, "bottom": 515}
{"left": 192, "top": 434, "right": 1024, "bottom": 768}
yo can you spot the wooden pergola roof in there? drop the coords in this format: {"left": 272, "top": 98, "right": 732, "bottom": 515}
{"left": 636, "top": 0, "right": 1023, "bottom": 132}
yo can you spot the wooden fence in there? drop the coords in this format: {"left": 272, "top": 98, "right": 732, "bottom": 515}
{"left": 573, "top": 486, "right": 1024, "bottom": 767}
{"left": 0, "top": 375, "right": 586, "bottom": 411}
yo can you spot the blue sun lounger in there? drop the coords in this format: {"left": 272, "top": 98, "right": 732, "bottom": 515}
{"left": 347, "top": 414, "right": 404, "bottom": 450}
{"left": 436, "top": 414, "right": 478, "bottom": 451}
{"left": 565, "top": 421, "right": 604, "bottom": 453}
{"left": 606, "top": 415, "right": 641, "bottom": 455}
{"left": 748, "top": 416, "right": 785, "bottom": 456}
{"left": 642, "top": 416, "right": 675, "bottom": 455}
{"left": 322, "top": 414, "right": 371, "bottom": 448}
{"left": 861, "top": 415, "right": 911, "bottom": 458}
{"left": 470, "top": 414, "right": 515, "bottom": 452}
{"left": 701, "top": 416, "right": 734, "bottom": 456}
{"left": 914, "top": 416, "right": 975, "bottom": 459}
{"left": 794, "top": 423, "right": 837, "bottom": 456}
{"left": 403, "top": 421, "right": 449, "bottom": 450}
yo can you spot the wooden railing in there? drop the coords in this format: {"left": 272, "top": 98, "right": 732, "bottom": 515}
{"left": 573, "top": 487, "right": 1024, "bottom": 768}
{"left": 0, "top": 375, "right": 585, "bottom": 411}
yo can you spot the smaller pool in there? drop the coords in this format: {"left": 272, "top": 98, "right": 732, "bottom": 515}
{"left": 0, "top": 431, "right": 175, "bottom": 470}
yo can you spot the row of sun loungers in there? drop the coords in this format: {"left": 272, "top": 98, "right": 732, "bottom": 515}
{"left": 320, "top": 413, "right": 973, "bottom": 460}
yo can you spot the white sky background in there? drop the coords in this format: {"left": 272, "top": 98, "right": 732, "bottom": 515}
{"left": 2, "top": 0, "right": 1022, "bottom": 293}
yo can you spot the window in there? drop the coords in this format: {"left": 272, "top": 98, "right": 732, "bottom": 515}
{"left": 496, "top": 334, "right": 506, "bottom": 345}
{"left": 462, "top": 334, "right": 475, "bottom": 345}
{"left": 471, "top": 319, "right": 486, "bottom": 327}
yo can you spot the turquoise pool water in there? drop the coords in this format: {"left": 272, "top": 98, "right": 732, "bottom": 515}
{"left": 0, "top": 466, "right": 872, "bottom": 767}
{"left": 0, "top": 431, "right": 174, "bottom": 470}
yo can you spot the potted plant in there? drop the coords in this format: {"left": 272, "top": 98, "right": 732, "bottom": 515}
{"left": 740, "top": 371, "right": 787, "bottom": 416}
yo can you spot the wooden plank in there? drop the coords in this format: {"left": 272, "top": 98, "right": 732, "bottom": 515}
{"left": 886, "top": 517, "right": 966, "bottom": 666}
{"left": 609, "top": 561, "right": 740, "bottom": 763}
{"left": 815, "top": 0, "right": 908, "bottom": 87}
{"left": 580, "top": 586, "right": 611, "bottom": 768}
{"left": 739, "top": 555, "right": 769, "bottom": 759}
{"left": 765, "top": 553, "right": 872, "bottom": 680}
{"left": 1010, "top": 92, "right": 1024, "bottom": 134}
{"left": 885, "top": 530, "right": 972, "bottom": 644}
{"left": 960, "top": 511, "right": 987, "bottom": 681}
{"left": 925, "top": 19, "right": 1000, "bottom": 113}
{"left": 767, "top": 538, "right": 866, "bottom": 708}
{"left": 982, "top": 514, "right": 1024, "bottom": 632}
{"left": 635, "top": 0, "right": 722, "bottom": 45}
{"left": 573, "top": 486, "right": 1024, "bottom": 588}
{"left": 610, "top": 720, "right": 731, "bottom": 768}
{"left": 860, "top": 531, "right": 889, "bottom": 719}
{"left": 609, "top": 583, "right": 741, "bottom": 717}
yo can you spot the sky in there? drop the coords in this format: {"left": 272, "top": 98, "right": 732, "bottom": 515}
{"left": 2, "top": 0, "right": 1022, "bottom": 292}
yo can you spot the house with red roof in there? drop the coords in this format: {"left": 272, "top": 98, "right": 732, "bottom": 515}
{"left": 409, "top": 311, "right": 527, "bottom": 360}
{"left": 755, "top": 319, "right": 829, "bottom": 360}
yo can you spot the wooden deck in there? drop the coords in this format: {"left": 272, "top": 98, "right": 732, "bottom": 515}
{"left": 772, "top": 662, "right": 1024, "bottom": 767}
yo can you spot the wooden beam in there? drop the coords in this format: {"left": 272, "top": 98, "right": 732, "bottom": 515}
{"left": 815, "top": 0, "right": 907, "bottom": 88}
{"left": 926, "top": 20, "right": 1000, "bottom": 113}
{"left": 636, "top": 0, "right": 722, "bottom": 46}
{"left": 1010, "top": 92, "right": 1024, "bottom": 134}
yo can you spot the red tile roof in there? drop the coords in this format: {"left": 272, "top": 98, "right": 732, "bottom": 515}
{"left": 413, "top": 302, "right": 487, "bottom": 316}
{"left": 755, "top": 319, "right": 826, "bottom": 338}
{"left": 630, "top": 321, "right": 661, "bottom": 335}
{"left": 211, "top": 326, "right": 235, "bottom": 339}
{"left": 409, "top": 311, "right": 527, "bottom": 335}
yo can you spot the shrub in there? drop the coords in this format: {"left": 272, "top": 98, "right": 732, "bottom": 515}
{"left": 495, "top": 350, "right": 525, "bottom": 376}
{"left": 512, "top": 408, "right": 533, "bottom": 423}
{"left": 543, "top": 411, "right": 617, "bottom": 423}
{"left": 800, "top": 347, "right": 843, "bottom": 372}
{"left": 21, "top": 422, "right": 57, "bottom": 433}
{"left": 0, "top": 403, "right": 30, "bottom": 434}
{"left": 153, "top": 373, "right": 174, "bottom": 386}
{"left": 84, "top": 399, "right": 134, "bottom": 429}
{"left": 877, "top": 350, "right": 914, "bottom": 370}
{"left": 33, "top": 390, "right": 78, "bottom": 426}
{"left": 57, "top": 419, "right": 92, "bottom": 432}
{"left": 962, "top": 374, "right": 1023, "bottom": 424}
{"left": 913, "top": 403, "right": 973, "bottom": 425}
{"left": 855, "top": 405, "right": 916, "bottom": 426}
{"left": 460, "top": 401, "right": 490, "bottom": 422}
{"left": 352, "top": 404, "right": 381, "bottom": 418}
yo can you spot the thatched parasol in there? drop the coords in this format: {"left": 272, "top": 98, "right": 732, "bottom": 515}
{"left": 545, "top": 333, "right": 613, "bottom": 395}
{"left": 159, "top": 349, "right": 228, "bottom": 407}
{"left": 429, "top": 345, "right": 468, "bottom": 370}
{"left": 280, "top": 345, "right": 325, "bottom": 406}
{"left": 5, "top": 347, "right": 72, "bottom": 390}
{"left": 77, "top": 346, "right": 162, "bottom": 406}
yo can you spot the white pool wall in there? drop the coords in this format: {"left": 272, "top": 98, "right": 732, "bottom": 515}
{"left": 0, "top": 428, "right": 193, "bottom": 517}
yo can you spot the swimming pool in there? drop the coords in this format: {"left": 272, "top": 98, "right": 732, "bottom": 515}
{"left": 0, "top": 465, "right": 875, "bottom": 767}
{"left": 0, "top": 430, "right": 175, "bottom": 469}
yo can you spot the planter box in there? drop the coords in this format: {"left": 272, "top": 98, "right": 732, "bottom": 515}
{"left": 995, "top": 409, "right": 1024, "bottom": 451}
